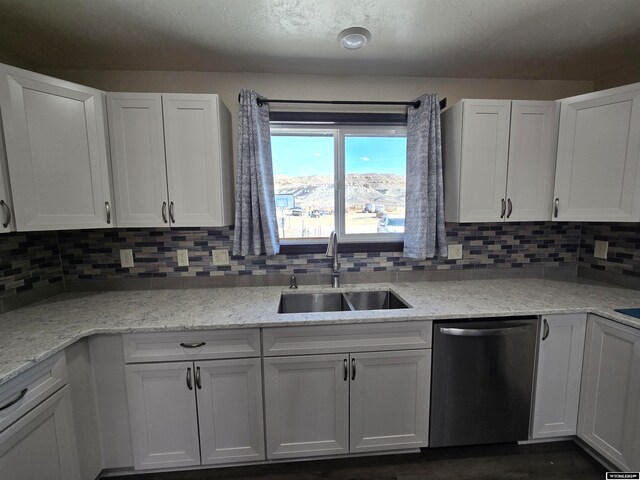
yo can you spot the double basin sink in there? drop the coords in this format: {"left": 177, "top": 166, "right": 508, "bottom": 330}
{"left": 278, "top": 289, "right": 410, "bottom": 314}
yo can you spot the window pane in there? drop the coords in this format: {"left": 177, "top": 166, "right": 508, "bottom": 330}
{"left": 272, "top": 133, "right": 335, "bottom": 239}
{"left": 344, "top": 135, "right": 406, "bottom": 234}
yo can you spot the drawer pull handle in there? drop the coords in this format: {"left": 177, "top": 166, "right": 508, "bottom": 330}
{"left": 500, "top": 199, "right": 506, "bottom": 219}
{"left": 351, "top": 358, "right": 356, "bottom": 381}
{"left": 195, "top": 367, "right": 201, "bottom": 389}
{"left": 0, "top": 388, "right": 28, "bottom": 411}
{"left": 186, "top": 367, "right": 193, "bottom": 390}
{"left": 343, "top": 359, "right": 348, "bottom": 381}
{"left": 507, "top": 198, "right": 513, "bottom": 219}
{"left": 105, "top": 201, "right": 111, "bottom": 224}
{"left": 554, "top": 198, "right": 559, "bottom": 218}
{"left": 180, "top": 342, "right": 206, "bottom": 349}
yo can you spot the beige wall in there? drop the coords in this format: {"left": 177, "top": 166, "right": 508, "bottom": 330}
{"left": 42, "top": 68, "right": 593, "bottom": 157}
{"left": 595, "top": 65, "right": 640, "bottom": 91}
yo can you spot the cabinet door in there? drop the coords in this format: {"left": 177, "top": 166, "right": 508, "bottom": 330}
{"left": 0, "top": 386, "right": 79, "bottom": 480}
{"left": 554, "top": 84, "right": 640, "bottom": 221}
{"left": 163, "top": 94, "right": 226, "bottom": 227}
{"left": 196, "top": 358, "right": 265, "bottom": 465}
{"left": 107, "top": 93, "right": 170, "bottom": 227}
{"left": 0, "top": 64, "right": 113, "bottom": 230}
{"left": 531, "top": 314, "right": 586, "bottom": 439}
{"left": 459, "top": 100, "right": 511, "bottom": 222}
{"left": 0, "top": 126, "right": 14, "bottom": 233}
{"left": 505, "top": 101, "right": 558, "bottom": 221}
{"left": 125, "top": 362, "right": 200, "bottom": 470}
{"left": 350, "top": 350, "right": 430, "bottom": 453}
{"left": 264, "top": 354, "right": 349, "bottom": 459}
{"left": 578, "top": 315, "right": 640, "bottom": 470}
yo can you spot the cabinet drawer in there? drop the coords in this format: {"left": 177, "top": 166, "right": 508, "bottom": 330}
{"left": 0, "top": 352, "right": 67, "bottom": 433}
{"left": 263, "top": 321, "right": 432, "bottom": 356}
{"left": 123, "top": 330, "right": 261, "bottom": 363}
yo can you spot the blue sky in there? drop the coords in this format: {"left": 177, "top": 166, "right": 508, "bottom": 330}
{"left": 271, "top": 134, "right": 406, "bottom": 177}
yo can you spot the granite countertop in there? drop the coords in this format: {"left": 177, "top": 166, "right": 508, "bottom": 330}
{"left": 0, "top": 278, "right": 639, "bottom": 387}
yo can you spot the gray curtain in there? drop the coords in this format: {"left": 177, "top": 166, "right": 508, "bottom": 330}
{"left": 232, "top": 90, "right": 280, "bottom": 256}
{"left": 403, "top": 94, "right": 447, "bottom": 259}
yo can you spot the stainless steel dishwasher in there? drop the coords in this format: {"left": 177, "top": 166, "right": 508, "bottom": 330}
{"left": 430, "top": 317, "right": 538, "bottom": 447}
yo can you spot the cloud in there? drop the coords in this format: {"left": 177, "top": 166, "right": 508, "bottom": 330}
{"left": 360, "top": 156, "right": 370, "bottom": 161}
{"left": 312, "top": 152, "right": 322, "bottom": 157}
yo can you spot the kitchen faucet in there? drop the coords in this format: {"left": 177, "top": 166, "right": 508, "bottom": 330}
{"left": 326, "top": 231, "right": 340, "bottom": 288}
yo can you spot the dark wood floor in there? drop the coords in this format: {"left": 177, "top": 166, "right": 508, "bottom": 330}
{"left": 122, "top": 441, "right": 606, "bottom": 480}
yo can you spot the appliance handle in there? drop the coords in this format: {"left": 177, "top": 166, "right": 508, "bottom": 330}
{"left": 440, "top": 325, "right": 531, "bottom": 337}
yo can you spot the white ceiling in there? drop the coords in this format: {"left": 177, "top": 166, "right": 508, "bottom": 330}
{"left": 0, "top": 0, "right": 638, "bottom": 80}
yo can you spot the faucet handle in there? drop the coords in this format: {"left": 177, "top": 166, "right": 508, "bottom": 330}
{"left": 289, "top": 275, "right": 298, "bottom": 289}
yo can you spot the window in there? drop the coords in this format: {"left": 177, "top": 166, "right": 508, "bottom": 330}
{"left": 271, "top": 125, "right": 407, "bottom": 243}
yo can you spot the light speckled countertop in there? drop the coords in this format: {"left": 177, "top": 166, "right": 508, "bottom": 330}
{"left": 1, "top": 278, "right": 639, "bottom": 386}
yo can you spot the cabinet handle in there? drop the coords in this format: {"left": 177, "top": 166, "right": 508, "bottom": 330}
{"left": 162, "top": 202, "right": 168, "bottom": 223}
{"left": 0, "top": 200, "right": 11, "bottom": 228}
{"left": 180, "top": 342, "right": 206, "bottom": 348}
{"left": 186, "top": 367, "right": 193, "bottom": 390}
{"left": 542, "top": 319, "right": 550, "bottom": 341}
{"left": 500, "top": 199, "right": 506, "bottom": 219}
{"left": 195, "top": 367, "right": 201, "bottom": 390}
{"left": 554, "top": 198, "right": 559, "bottom": 218}
{"left": 343, "top": 359, "right": 348, "bottom": 381}
{"left": 169, "top": 201, "right": 175, "bottom": 223}
{"left": 351, "top": 358, "right": 356, "bottom": 381}
{"left": 507, "top": 199, "right": 513, "bottom": 219}
{"left": 0, "top": 388, "right": 27, "bottom": 411}
{"left": 105, "top": 201, "right": 111, "bottom": 224}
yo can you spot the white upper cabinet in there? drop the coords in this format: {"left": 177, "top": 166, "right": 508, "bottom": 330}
{"left": 506, "top": 101, "right": 558, "bottom": 221}
{"left": 107, "top": 93, "right": 234, "bottom": 228}
{"left": 162, "top": 94, "right": 233, "bottom": 227}
{"left": 553, "top": 83, "right": 640, "bottom": 221}
{"left": 0, "top": 129, "right": 14, "bottom": 233}
{"left": 107, "top": 93, "right": 169, "bottom": 227}
{"left": 0, "top": 63, "right": 113, "bottom": 231}
{"left": 443, "top": 99, "right": 558, "bottom": 222}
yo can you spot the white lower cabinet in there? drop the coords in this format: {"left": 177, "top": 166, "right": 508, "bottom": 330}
{"left": 264, "top": 349, "right": 430, "bottom": 460}
{"left": 578, "top": 315, "right": 640, "bottom": 470}
{"left": 350, "top": 350, "right": 430, "bottom": 453}
{"left": 197, "top": 358, "right": 265, "bottom": 464}
{"left": 264, "top": 354, "right": 349, "bottom": 459}
{"left": 125, "top": 362, "right": 201, "bottom": 470}
{"left": 0, "top": 386, "right": 79, "bottom": 480}
{"left": 531, "top": 314, "right": 586, "bottom": 439}
{"left": 125, "top": 358, "right": 264, "bottom": 470}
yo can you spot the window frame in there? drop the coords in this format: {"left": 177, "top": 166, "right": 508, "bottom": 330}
{"left": 271, "top": 123, "right": 407, "bottom": 245}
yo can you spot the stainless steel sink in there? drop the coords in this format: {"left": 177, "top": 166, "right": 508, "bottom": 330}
{"left": 345, "top": 290, "right": 410, "bottom": 311}
{"left": 278, "top": 292, "right": 351, "bottom": 313}
{"left": 278, "top": 290, "right": 410, "bottom": 313}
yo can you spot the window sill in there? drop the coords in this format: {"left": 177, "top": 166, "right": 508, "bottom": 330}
{"left": 280, "top": 241, "right": 404, "bottom": 255}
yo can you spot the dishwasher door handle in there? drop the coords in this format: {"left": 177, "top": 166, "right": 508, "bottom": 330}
{"left": 440, "top": 325, "right": 531, "bottom": 337}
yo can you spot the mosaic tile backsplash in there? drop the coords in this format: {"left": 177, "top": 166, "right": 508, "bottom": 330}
{"left": 0, "top": 232, "right": 63, "bottom": 299}
{"left": 57, "top": 222, "right": 581, "bottom": 281}
{"left": 579, "top": 223, "right": 640, "bottom": 281}
{"left": 3, "top": 221, "right": 639, "bottom": 310}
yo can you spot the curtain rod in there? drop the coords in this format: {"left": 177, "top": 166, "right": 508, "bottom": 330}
{"left": 237, "top": 94, "right": 447, "bottom": 110}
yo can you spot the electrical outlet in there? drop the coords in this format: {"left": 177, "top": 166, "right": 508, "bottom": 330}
{"left": 212, "top": 249, "right": 230, "bottom": 266}
{"left": 119, "top": 249, "right": 134, "bottom": 268}
{"left": 594, "top": 240, "right": 609, "bottom": 260}
{"left": 176, "top": 249, "right": 189, "bottom": 267}
{"left": 448, "top": 244, "right": 463, "bottom": 260}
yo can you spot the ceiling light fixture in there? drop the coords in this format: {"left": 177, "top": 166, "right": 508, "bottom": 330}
{"left": 338, "top": 27, "right": 371, "bottom": 50}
